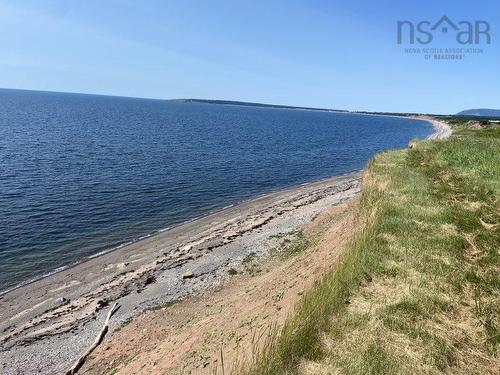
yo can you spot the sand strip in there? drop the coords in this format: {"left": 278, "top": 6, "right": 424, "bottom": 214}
{"left": 417, "top": 115, "right": 453, "bottom": 140}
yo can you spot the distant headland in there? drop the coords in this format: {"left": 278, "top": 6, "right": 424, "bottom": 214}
{"left": 168, "top": 99, "right": 434, "bottom": 118}
{"left": 168, "top": 98, "right": 349, "bottom": 113}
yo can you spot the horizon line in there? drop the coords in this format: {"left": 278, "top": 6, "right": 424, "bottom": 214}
{"left": 0, "top": 86, "right": 452, "bottom": 115}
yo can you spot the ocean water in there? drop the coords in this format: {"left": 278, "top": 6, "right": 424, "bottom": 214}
{"left": 0, "top": 89, "right": 433, "bottom": 292}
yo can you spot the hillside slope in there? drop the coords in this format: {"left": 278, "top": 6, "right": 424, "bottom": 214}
{"left": 243, "top": 122, "right": 499, "bottom": 374}
{"left": 456, "top": 109, "right": 500, "bottom": 117}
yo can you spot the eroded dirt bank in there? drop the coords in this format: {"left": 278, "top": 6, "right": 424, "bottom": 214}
{"left": 81, "top": 196, "right": 360, "bottom": 375}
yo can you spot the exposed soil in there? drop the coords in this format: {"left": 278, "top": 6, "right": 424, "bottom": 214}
{"left": 80, "top": 198, "right": 360, "bottom": 375}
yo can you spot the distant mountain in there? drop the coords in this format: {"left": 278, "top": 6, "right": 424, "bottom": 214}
{"left": 456, "top": 109, "right": 500, "bottom": 117}
{"left": 169, "top": 99, "right": 349, "bottom": 113}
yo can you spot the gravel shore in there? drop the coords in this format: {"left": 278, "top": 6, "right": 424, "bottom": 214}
{"left": 0, "top": 171, "right": 361, "bottom": 374}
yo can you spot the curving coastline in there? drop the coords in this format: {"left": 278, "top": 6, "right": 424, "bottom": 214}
{"left": 418, "top": 115, "right": 453, "bottom": 140}
{"left": 0, "top": 116, "right": 450, "bottom": 374}
{"left": 0, "top": 171, "right": 361, "bottom": 374}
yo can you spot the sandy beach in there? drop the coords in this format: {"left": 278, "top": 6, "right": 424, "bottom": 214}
{"left": 415, "top": 115, "right": 453, "bottom": 139}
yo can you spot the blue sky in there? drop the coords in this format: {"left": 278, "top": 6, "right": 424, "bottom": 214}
{"left": 0, "top": 0, "right": 498, "bottom": 113}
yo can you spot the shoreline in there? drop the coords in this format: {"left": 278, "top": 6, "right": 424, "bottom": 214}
{"left": 331, "top": 112, "right": 452, "bottom": 140}
{"left": 0, "top": 171, "right": 362, "bottom": 374}
{"left": 0, "top": 117, "right": 451, "bottom": 374}
{"left": 416, "top": 115, "right": 453, "bottom": 140}
{"left": 0, "top": 114, "right": 445, "bottom": 297}
{"left": 0, "top": 170, "right": 360, "bottom": 297}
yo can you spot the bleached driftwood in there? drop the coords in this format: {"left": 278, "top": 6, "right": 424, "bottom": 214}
{"left": 66, "top": 302, "right": 120, "bottom": 375}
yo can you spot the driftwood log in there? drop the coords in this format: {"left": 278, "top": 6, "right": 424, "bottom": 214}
{"left": 66, "top": 302, "right": 120, "bottom": 375}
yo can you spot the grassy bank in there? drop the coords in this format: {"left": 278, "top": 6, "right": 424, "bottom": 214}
{"left": 242, "top": 121, "right": 499, "bottom": 374}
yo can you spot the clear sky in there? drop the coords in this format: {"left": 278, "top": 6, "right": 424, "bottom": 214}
{"left": 0, "top": 0, "right": 498, "bottom": 113}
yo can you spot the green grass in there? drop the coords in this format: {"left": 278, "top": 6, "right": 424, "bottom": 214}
{"left": 242, "top": 251, "right": 262, "bottom": 276}
{"left": 243, "top": 252, "right": 257, "bottom": 264}
{"left": 281, "top": 230, "right": 310, "bottom": 259}
{"left": 240, "top": 123, "right": 499, "bottom": 374}
{"left": 228, "top": 267, "right": 238, "bottom": 275}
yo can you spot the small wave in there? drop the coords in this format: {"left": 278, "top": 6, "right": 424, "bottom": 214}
{"left": 0, "top": 264, "right": 71, "bottom": 296}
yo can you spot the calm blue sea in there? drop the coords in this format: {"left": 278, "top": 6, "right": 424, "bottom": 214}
{"left": 0, "top": 89, "right": 433, "bottom": 292}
